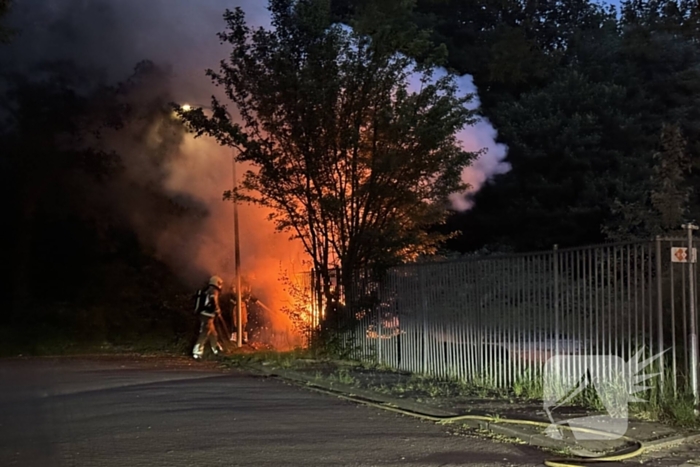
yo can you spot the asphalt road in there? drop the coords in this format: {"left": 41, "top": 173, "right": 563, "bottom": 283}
{"left": 0, "top": 356, "right": 547, "bottom": 467}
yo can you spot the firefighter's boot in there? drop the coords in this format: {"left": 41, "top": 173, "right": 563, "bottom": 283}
{"left": 192, "top": 344, "right": 203, "bottom": 360}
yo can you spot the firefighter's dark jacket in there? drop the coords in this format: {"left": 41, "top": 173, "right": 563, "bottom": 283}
{"left": 201, "top": 285, "right": 222, "bottom": 318}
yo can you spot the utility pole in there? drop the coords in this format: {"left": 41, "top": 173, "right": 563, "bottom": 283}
{"left": 233, "top": 151, "right": 243, "bottom": 348}
{"left": 682, "top": 222, "right": 699, "bottom": 411}
{"left": 180, "top": 103, "right": 244, "bottom": 348}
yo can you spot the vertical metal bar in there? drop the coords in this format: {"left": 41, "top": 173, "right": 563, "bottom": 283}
{"left": 477, "top": 259, "right": 484, "bottom": 381}
{"left": 655, "top": 236, "right": 664, "bottom": 393}
{"left": 670, "top": 246, "right": 677, "bottom": 395}
{"left": 413, "top": 269, "right": 418, "bottom": 373}
{"left": 403, "top": 271, "right": 408, "bottom": 370}
{"left": 614, "top": 245, "right": 619, "bottom": 359}
{"left": 554, "top": 245, "right": 560, "bottom": 366}
{"left": 492, "top": 259, "right": 505, "bottom": 387}
{"left": 445, "top": 265, "right": 453, "bottom": 379}
{"left": 470, "top": 261, "right": 482, "bottom": 380}
{"left": 683, "top": 253, "right": 688, "bottom": 377}
{"left": 419, "top": 266, "right": 428, "bottom": 374}
{"left": 634, "top": 245, "right": 640, "bottom": 361}
{"left": 607, "top": 246, "right": 613, "bottom": 380}
{"left": 453, "top": 264, "right": 460, "bottom": 380}
{"left": 486, "top": 259, "right": 493, "bottom": 385}
{"left": 539, "top": 253, "right": 546, "bottom": 376}
{"left": 464, "top": 262, "right": 471, "bottom": 381}
{"left": 612, "top": 246, "right": 622, "bottom": 374}
{"left": 580, "top": 248, "right": 587, "bottom": 382}
{"left": 505, "top": 257, "right": 511, "bottom": 386}
{"left": 561, "top": 250, "right": 568, "bottom": 380}
{"left": 445, "top": 265, "right": 452, "bottom": 379}
{"left": 531, "top": 256, "right": 537, "bottom": 373}
{"left": 403, "top": 271, "right": 410, "bottom": 372}
{"left": 489, "top": 258, "right": 496, "bottom": 386}
{"left": 396, "top": 272, "right": 403, "bottom": 371}
{"left": 457, "top": 263, "right": 466, "bottom": 381}
{"left": 377, "top": 276, "right": 383, "bottom": 367}
{"left": 594, "top": 247, "right": 600, "bottom": 381}
{"left": 646, "top": 245, "right": 656, "bottom": 370}
{"left": 439, "top": 265, "right": 445, "bottom": 379}
{"left": 520, "top": 256, "right": 532, "bottom": 374}
{"left": 464, "top": 262, "right": 474, "bottom": 381}
{"left": 510, "top": 258, "right": 517, "bottom": 385}
{"left": 519, "top": 256, "right": 525, "bottom": 381}
{"left": 434, "top": 265, "right": 441, "bottom": 378}
{"left": 684, "top": 224, "right": 699, "bottom": 407}
{"left": 475, "top": 260, "right": 483, "bottom": 381}
{"left": 570, "top": 250, "right": 576, "bottom": 376}
{"left": 641, "top": 244, "right": 647, "bottom": 363}
{"left": 497, "top": 259, "right": 505, "bottom": 386}
{"left": 505, "top": 259, "right": 512, "bottom": 386}
{"left": 563, "top": 250, "right": 570, "bottom": 373}
{"left": 476, "top": 260, "right": 484, "bottom": 382}
{"left": 527, "top": 255, "right": 534, "bottom": 376}
{"left": 410, "top": 269, "right": 417, "bottom": 373}
{"left": 501, "top": 258, "right": 508, "bottom": 387}
{"left": 425, "top": 265, "right": 433, "bottom": 377}
{"left": 627, "top": 245, "right": 632, "bottom": 362}
{"left": 649, "top": 243, "right": 654, "bottom": 366}
{"left": 434, "top": 266, "right": 440, "bottom": 377}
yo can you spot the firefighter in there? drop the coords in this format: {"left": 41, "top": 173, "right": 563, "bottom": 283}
{"left": 230, "top": 282, "right": 258, "bottom": 344}
{"left": 192, "top": 275, "right": 224, "bottom": 360}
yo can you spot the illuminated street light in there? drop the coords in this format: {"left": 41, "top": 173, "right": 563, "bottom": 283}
{"left": 181, "top": 103, "right": 244, "bottom": 348}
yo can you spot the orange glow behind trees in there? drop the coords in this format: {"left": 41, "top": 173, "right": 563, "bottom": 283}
{"left": 175, "top": 0, "right": 481, "bottom": 324}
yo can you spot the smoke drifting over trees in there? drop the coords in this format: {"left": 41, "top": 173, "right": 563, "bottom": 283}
{"left": 2, "top": 1, "right": 308, "bottom": 348}
{"left": 1, "top": 0, "right": 508, "bottom": 351}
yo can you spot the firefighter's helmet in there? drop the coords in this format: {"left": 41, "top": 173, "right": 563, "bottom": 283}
{"left": 209, "top": 275, "right": 224, "bottom": 289}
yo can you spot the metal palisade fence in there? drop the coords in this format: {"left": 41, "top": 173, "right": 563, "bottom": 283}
{"left": 327, "top": 234, "right": 700, "bottom": 401}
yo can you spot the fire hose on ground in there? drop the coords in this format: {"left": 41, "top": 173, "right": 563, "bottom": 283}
{"left": 294, "top": 383, "right": 647, "bottom": 467}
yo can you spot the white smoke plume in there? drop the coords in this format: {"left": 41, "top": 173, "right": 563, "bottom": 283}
{"left": 403, "top": 67, "right": 510, "bottom": 211}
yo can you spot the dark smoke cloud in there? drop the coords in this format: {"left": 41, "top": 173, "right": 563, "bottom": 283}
{"left": 2, "top": 0, "right": 508, "bottom": 347}
{"left": 2, "top": 0, "right": 304, "bottom": 347}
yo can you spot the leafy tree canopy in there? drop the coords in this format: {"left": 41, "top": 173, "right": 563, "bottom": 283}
{"left": 176, "top": 0, "right": 481, "bottom": 297}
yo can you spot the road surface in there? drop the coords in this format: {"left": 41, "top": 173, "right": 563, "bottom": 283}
{"left": 0, "top": 355, "right": 546, "bottom": 466}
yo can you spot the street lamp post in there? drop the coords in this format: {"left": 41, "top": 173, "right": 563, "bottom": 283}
{"left": 182, "top": 103, "right": 244, "bottom": 348}
{"left": 232, "top": 148, "right": 243, "bottom": 348}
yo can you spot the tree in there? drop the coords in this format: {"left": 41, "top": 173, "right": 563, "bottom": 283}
{"left": 604, "top": 123, "right": 692, "bottom": 240}
{"left": 0, "top": 0, "right": 15, "bottom": 44}
{"left": 448, "top": 68, "right": 644, "bottom": 251}
{"left": 407, "top": 0, "right": 700, "bottom": 251}
{"left": 177, "top": 0, "right": 479, "bottom": 317}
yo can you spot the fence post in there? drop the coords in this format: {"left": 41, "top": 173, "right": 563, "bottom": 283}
{"left": 553, "top": 244, "right": 560, "bottom": 359}
{"left": 419, "top": 266, "right": 428, "bottom": 374}
{"left": 655, "top": 235, "right": 665, "bottom": 394}
{"left": 683, "top": 223, "right": 699, "bottom": 410}
{"left": 377, "top": 277, "right": 383, "bottom": 367}
{"left": 310, "top": 268, "right": 316, "bottom": 345}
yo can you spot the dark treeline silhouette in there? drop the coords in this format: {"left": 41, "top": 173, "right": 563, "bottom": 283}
{"left": 334, "top": 0, "right": 700, "bottom": 252}
{"left": 2, "top": 59, "right": 203, "bottom": 354}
